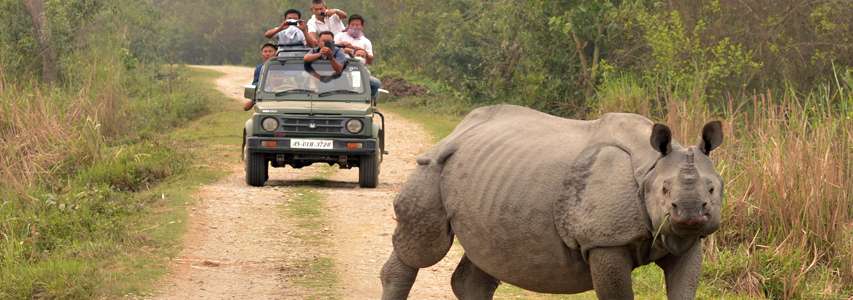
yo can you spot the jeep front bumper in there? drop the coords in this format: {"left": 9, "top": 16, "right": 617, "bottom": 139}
{"left": 246, "top": 137, "right": 378, "bottom": 155}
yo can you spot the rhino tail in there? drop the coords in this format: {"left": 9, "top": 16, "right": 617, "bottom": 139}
{"left": 416, "top": 141, "right": 459, "bottom": 167}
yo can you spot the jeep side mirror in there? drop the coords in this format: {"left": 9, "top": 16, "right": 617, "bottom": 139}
{"left": 244, "top": 85, "right": 257, "bottom": 100}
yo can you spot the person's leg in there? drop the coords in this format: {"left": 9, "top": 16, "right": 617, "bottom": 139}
{"left": 370, "top": 76, "right": 381, "bottom": 99}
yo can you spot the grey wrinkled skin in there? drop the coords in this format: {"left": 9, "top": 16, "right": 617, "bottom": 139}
{"left": 381, "top": 105, "right": 724, "bottom": 300}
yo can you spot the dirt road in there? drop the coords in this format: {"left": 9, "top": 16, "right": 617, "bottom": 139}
{"left": 152, "top": 66, "right": 462, "bottom": 299}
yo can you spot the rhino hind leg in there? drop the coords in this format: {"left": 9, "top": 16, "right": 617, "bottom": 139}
{"left": 451, "top": 255, "right": 500, "bottom": 300}
{"left": 390, "top": 160, "right": 454, "bottom": 268}
{"left": 381, "top": 159, "right": 455, "bottom": 298}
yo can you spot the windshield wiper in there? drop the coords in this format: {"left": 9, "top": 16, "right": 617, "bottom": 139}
{"left": 274, "top": 89, "right": 317, "bottom": 96}
{"left": 318, "top": 90, "right": 362, "bottom": 97}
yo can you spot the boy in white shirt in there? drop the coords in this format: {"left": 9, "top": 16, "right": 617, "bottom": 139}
{"left": 306, "top": 0, "right": 347, "bottom": 47}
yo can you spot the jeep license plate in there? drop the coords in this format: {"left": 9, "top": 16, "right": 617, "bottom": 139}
{"left": 290, "top": 139, "right": 334, "bottom": 150}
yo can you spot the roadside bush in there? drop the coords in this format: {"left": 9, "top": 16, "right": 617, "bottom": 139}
{"left": 75, "top": 143, "right": 186, "bottom": 192}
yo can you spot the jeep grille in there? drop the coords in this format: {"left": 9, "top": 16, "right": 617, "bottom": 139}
{"left": 281, "top": 118, "right": 345, "bottom": 134}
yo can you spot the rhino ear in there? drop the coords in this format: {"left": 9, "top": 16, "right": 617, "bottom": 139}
{"left": 650, "top": 124, "right": 672, "bottom": 156}
{"left": 699, "top": 121, "right": 723, "bottom": 155}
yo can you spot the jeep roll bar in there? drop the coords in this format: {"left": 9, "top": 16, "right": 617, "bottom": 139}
{"left": 277, "top": 44, "right": 311, "bottom": 58}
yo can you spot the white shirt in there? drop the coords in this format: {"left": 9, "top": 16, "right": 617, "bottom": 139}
{"left": 335, "top": 32, "right": 373, "bottom": 57}
{"left": 274, "top": 26, "right": 306, "bottom": 46}
{"left": 307, "top": 14, "right": 346, "bottom": 36}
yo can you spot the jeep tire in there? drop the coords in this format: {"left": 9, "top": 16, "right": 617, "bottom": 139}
{"left": 245, "top": 149, "right": 268, "bottom": 187}
{"left": 358, "top": 150, "right": 380, "bottom": 188}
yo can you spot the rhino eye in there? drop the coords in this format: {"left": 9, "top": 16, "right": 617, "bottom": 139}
{"left": 708, "top": 187, "right": 715, "bottom": 194}
{"left": 662, "top": 186, "right": 670, "bottom": 195}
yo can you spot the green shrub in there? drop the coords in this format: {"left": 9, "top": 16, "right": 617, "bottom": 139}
{"left": 75, "top": 143, "right": 186, "bottom": 192}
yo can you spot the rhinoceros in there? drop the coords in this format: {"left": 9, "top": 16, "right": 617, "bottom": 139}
{"left": 380, "top": 105, "right": 724, "bottom": 299}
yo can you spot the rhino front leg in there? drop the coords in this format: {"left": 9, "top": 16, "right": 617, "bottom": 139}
{"left": 381, "top": 250, "right": 419, "bottom": 300}
{"left": 655, "top": 241, "right": 703, "bottom": 300}
{"left": 451, "top": 255, "right": 500, "bottom": 300}
{"left": 589, "top": 247, "right": 634, "bottom": 300}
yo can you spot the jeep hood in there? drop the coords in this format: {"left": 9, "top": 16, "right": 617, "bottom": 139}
{"left": 256, "top": 101, "right": 371, "bottom": 115}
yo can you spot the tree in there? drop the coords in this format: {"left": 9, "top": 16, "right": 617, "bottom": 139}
{"left": 23, "top": 0, "right": 57, "bottom": 84}
{"left": 549, "top": 1, "right": 626, "bottom": 98}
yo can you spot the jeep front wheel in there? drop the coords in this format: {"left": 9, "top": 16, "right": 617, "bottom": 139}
{"left": 358, "top": 150, "right": 380, "bottom": 188}
{"left": 245, "top": 149, "right": 268, "bottom": 187}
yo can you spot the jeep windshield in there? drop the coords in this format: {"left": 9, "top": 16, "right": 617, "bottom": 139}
{"left": 262, "top": 61, "right": 365, "bottom": 98}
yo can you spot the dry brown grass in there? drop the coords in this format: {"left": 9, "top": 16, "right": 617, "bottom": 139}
{"left": 661, "top": 90, "right": 851, "bottom": 298}
{"left": 3, "top": 91, "right": 83, "bottom": 193}
{"left": 0, "top": 62, "right": 133, "bottom": 195}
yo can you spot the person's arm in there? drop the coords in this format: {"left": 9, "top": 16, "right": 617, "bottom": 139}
{"left": 329, "top": 49, "right": 346, "bottom": 74}
{"left": 306, "top": 20, "right": 320, "bottom": 47}
{"left": 304, "top": 51, "right": 323, "bottom": 63}
{"left": 298, "top": 21, "right": 316, "bottom": 47}
{"left": 307, "top": 33, "right": 320, "bottom": 47}
{"left": 336, "top": 39, "right": 361, "bottom": 58}
{"left": 327, "top": 8, "right": 347, "bottom": 20}
{"left": 264, "top": 21, "right": 289, "bottom": 39}
{"left": 329, "top": 54, "right": 344, "bottom": 74}
{"left": 305, "top": 46, "right": 332, "bottom": 63}
{"left": 365, "top": 40, "right": 374, "bottom": 65}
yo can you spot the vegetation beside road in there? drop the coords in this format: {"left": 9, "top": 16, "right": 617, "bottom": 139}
{"left": 0, "top": 67, "right": 241, "bottom": 298}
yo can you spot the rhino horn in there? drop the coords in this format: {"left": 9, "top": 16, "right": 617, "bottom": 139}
{"left": 679, "top": 151, "right": 698, "bottom": 185}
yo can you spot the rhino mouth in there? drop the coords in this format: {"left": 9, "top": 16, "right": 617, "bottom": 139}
{"left": 670, "top": 223, "right": 706, "bottom": 236}
{"left": 654, "top": 213, "right": 709, "bottom": 240}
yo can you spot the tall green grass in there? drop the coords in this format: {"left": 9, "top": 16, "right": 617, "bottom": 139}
{"left": 0, "top": 63, "right": 216, "bottom": 298}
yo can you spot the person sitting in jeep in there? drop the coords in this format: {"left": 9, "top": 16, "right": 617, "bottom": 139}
{"left": 335, "top": 14, "right": 373, "bottom": 64}
{"left": 334, "top": 14, "right": 381, "bottom": 100}
{"left": 252, "top": 43, "right": 277, "bottom": 86}
{"left": 303, "top": 31, "right": 348, "bottom": 74}
{"left": 246, "top": 43, "right": 278, "bottom": 111}
{"left": 264, "top": 9, "right": 313, "bottom": 47}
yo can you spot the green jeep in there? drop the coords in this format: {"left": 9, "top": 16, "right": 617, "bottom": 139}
{"left": 242, "top": 47, "right": 385, "bottom": 188}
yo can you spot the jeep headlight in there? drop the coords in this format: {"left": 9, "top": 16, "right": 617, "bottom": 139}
{"left": 345, "top": 119, "right": 363, "bottom": 134}
{"left": 261, "top": 117, "right": 279, "bottom": 132}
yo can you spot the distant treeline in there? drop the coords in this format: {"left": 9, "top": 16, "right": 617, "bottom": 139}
{"left": 154, "top": 1, "right": 853, "bottom": 116}
{"left": 374, "top": 0, "right": 851, "bottom": 116}
{"left": 3, "top": 1, "right": 849, "bottom": 113}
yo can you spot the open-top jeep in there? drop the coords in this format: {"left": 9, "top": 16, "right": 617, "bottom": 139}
{"left": 243, "top": 47, "right": 384, "bottom": 188}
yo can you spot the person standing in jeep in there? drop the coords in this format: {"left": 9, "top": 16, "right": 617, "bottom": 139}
{"left": 335, "top": 15, "right": 373, "bottom": 64}
{"left": 264, "top": 9, "right": 314, "bottom": 47}
{"left": 306, "top": 0, "right": 347, "bottom": 47}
